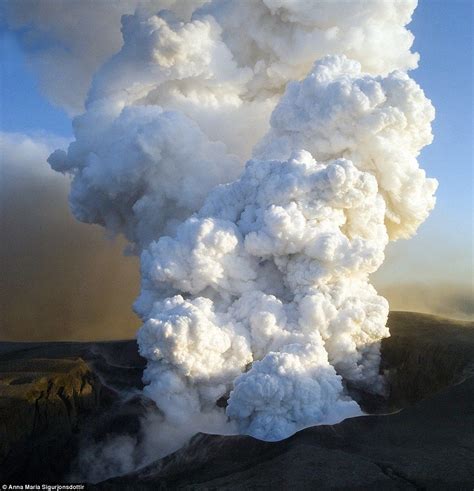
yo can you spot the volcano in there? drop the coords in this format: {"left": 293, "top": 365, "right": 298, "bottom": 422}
{"left": 1, "top": 311, "right": 473, "bottom": 488}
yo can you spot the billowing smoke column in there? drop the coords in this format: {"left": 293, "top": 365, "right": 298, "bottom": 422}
{"left": 49, "top": 0, "right": 437, "bottom": 441}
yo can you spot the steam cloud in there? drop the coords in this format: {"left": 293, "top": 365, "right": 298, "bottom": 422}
{"left": 46, "top": 0, "right": 436, "bottom": 443}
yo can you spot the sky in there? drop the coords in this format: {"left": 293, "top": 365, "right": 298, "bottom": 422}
{"left": 0, "top": 0, "right": 472, "bottom": 341}
{"left": 372, "top": 0, "right": 473, "bottom": 287}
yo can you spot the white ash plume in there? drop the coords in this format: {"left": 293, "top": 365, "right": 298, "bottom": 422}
{"left": 46, "top": 1, "right": 436, "bottom": 443}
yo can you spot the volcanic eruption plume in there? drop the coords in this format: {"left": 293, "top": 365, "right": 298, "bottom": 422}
{"left": 49, "top": 0, "right": 437, "bottom": 442}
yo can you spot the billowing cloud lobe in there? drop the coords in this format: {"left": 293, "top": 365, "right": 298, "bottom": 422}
{"left": 46, "top": 0, "right": 436, "bottom": 442}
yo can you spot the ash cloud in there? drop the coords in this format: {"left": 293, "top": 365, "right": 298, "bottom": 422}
{"left": 9, "top": 0, "right": 438, "bottom": 450}
{"left": 0, "top": 132, "right": 139, "bottom": 341}
{"left": 2, "top": 0, "right": 206, "bottom": 114}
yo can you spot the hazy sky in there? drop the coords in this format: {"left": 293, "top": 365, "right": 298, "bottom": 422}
{"left": 1, "top": 0, "right": 472, "bottom": 340}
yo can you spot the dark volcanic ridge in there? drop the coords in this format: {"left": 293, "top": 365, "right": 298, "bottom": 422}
{"left": 0, "top": 311, "right": 473, "bottom": 489}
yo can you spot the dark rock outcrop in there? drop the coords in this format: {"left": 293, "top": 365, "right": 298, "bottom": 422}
{"left": 0, "top": 340, "right": 145, "bottom": 481}
{"left": 0, "top": 357, "right": 100, "bottom": 480}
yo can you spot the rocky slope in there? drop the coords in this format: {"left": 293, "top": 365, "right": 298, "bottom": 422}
{"left": 381, "top": 312, "right": 474, "bottom": 408}
{"left": 0, "top": 357, "right": 99, "bottom": 468}
{"left": 0, "top": 312, "right": 473, "bottom": 488}
{"left": 0, "top": 340, "right": 145, "bottom": 481}
{"left": 101, "top": 377, "right": 474, "bottom": 489}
